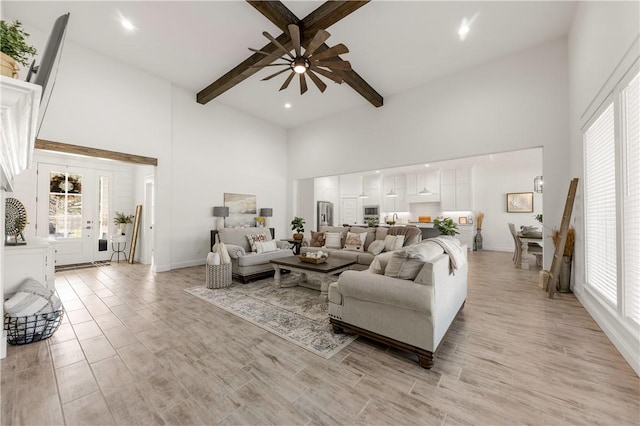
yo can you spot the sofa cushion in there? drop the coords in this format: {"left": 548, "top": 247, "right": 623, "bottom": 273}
{"left": 383, "top": 235, "right": 405, "bottom": 252}
{"left": 384, "top": 251, "right": 425, "bottom": 280}
{"left": 356, "top": 252, "right": 375, "bottom": 266}
{"left": 388, "top": 226, "right": 422, "bottom": 246}
{"left": 369, "top": 251, "right": 395, "bottom": 275}
{"left": 310, "top": 231, "right": 325, "bottom": 247}
{"left": 255, "top": 240, "right": 278, "bottom": 254}
{"left": 367, "top": 240, "right": 385, "bottom": 256}
{"left": 246, "top": 233, "right": 269, "bottom": 252}
{"left": 344, "top": 232, "right": 367, "bottom": 252}
{"left": 349, "top": 227, "right": 376, "bottom": 250}
{"left": 324, "top": 232, "right": 343, "bottom": 249}
{"left": 329, "top": 250, "right": 360, "bottom": 262}
{"left": 376, "top": 227, "right": 388, "bottom": 241}
{"left": 219, "top": 227, "right": 271, "bottom": 252}
{"left": 237, "top": 249, "right": 292, "bottom": 267}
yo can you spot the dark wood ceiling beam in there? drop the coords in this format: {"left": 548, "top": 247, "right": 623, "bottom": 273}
{"left": 197, "top": 0, "right": 383, "bottom": 108}
{"left": 300, "top": 1, "right": 369, "bottom": 39}
{"left": 197, "top": 34, "right": 293, "bottom": 104}
{"left": 36, "top": 139, "right": 158, "bottom": 166}
{"left": 246, "top": 1, "right": 299, "bottom": 31}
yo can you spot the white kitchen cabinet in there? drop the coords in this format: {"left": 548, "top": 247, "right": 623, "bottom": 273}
{"left": 382, "top": 175, "right": 408, "bottom": 212}
{"left": 363, "top": 175, "right": 381, "bottom": 206}
{"left": 440, "top": 168, "right": 472, "bottom": 211}
{"left": 4, "top": 239, "right": 56, "bottom": 295}
{"left": 406, "top": 173, "right": 417, "bottom": 195}
{"left": 456, "top": 225, "right": 475, "bottom": 250}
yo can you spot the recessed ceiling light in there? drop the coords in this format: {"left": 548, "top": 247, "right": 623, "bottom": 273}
{"left": 284, "top": 103, "right": 292, "bottom": 109}
{"left": 424, "top": 164, "right": 430, "bottom": 167}
{"left": 458, "top": 19, "right": 470, "bottom": 41}
{"left": 375, "top": 170, "right": 380, "bottom": 174}
{"left": 117, "top": 11, "right": 136, "bottom": 31}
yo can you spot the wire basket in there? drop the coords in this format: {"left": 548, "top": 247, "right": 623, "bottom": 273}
{"left": 4, "top": 309, "right": 64, "bottom": 345}
{"left": 206, "top": 262, "right": 232, "bottom": 289}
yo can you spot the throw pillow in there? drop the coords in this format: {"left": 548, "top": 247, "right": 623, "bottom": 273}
{"left": 367, "top": 240, "right": 385, "bottom": 256}
{"left": 344, "top": 232, "right": 367, "bottom": 251}
{"left": 383, "top": 235, "right": 405, "bottom": 252}
{"left": 255, "top": 240, "right": 278, "bottom": 254}
{"left": 384, "top": 249, "right": 425, "bottom": 280}
{"left": 310, "top": 231, "right": 326, "bottom": 247}
{"left": 246, "top": 233, "right": 268, "bottom": 252}
{"left": 324, "top": 232, "right": 343, "bottom": 249}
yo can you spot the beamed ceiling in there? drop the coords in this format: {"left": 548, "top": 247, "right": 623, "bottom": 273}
{"left": 3, "top": 1, "right": 578, "bottom": 128}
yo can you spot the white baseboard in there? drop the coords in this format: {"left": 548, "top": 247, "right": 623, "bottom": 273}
{"left": 170, "top": 259, "right": 206, "bottom": 270}
{"left": 574, "top": 287, "right": 640, "bottom": 376}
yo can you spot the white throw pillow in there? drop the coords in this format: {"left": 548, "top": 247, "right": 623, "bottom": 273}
{"left": 324, "top": 232, "right": 343, "bottom": 249}
{"left": 383, "top": 235, "right": 405, "bottom": 252}
{"left": 367, "top": 240, "right": 385, "bottom": 256}
{"left": 255, "top": 240, "right": 278, "bottom": 254}
{"left": 384, "top": 249, "right": 425, "bottom": 280}
{"left": 344, "top": 232, "right": 367, "bottom": 252}
{"left": 246, "top": 233, "right": 269, "bottom": 252}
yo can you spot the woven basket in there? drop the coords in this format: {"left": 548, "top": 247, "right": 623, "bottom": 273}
{"left": 4, "top": 309, "right": 64, "bottom": 345}
{"left": 206, "top": 262, "right": 232, "bottom": 289}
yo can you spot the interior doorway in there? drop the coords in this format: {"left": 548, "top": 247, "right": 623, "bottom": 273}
{"left": 142, "top": 175, "right": 155, "bottom": 266}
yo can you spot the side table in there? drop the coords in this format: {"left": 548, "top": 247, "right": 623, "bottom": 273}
{"left": 282, "top": 238, "right": 303, "bottom": 255}
{"left": 110, "top": 235, "right": 128, "bottom": 263}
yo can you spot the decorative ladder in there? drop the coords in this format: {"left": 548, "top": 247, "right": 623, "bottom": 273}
{"left": 547, "top": 178, "right": 579, "bottom": 298}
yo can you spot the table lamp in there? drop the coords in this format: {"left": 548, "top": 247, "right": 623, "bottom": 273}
{"left": 213, "top": 206, "right": 229, "bottom": 230}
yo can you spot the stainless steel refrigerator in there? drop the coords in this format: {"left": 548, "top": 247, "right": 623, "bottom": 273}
{"left": 317, "top": 201, "right": 334, "bottom": 230}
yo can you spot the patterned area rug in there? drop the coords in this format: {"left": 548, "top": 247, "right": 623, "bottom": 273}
{"left": 184, "top": 275, "right": 356, "bottom": 359}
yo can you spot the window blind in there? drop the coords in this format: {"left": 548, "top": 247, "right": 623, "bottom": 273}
{"left": 623, "top": 72, "right": 640, "bottom": 324}
{"left": 584, "top": 102, "right": 617, "bottom": 305}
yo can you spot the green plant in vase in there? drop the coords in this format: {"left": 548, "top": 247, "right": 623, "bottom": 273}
{"left": 1, "top": 20, "right": 37, "bottom": 77}
{"left": 290, "top": 216, "right": 305, "bottom": 240}
{"left": 114, "top": 211, "right": 134, "bottom": 235}
{"left": 433, "top": 217, "right": 459, "bottom": 236}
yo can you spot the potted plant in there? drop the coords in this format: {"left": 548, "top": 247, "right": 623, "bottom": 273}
{"left": 433, "top": 217, "right": 459, "bottom": 236}
{"left": 114, "top": 211, "right": 134, "bottom": 235}
{"left": 1, "top": 20, "right": 37, "bottom": 78}
{"left": 290, "top": 216, "right": 305, "bottom": 240}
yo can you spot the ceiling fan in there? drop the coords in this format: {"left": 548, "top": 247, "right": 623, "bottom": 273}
{"left": 249, "top": 23, "right": 352, "bottom": 95}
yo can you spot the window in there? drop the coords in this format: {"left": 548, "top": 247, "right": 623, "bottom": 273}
{"left": 623, "top": 73, "right": 640, "bottom": 324}
{"left": 583, "top": 70, "right": 640, "bottom": 327}
{"left": 48, "top": 172, "right": 83, "bottom": 238}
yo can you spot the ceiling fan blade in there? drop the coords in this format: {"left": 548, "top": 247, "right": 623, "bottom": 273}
{"left": 288, "top": 24, "right": 301, "bottom": 57}
{"left": 313, "top": 60, "right": 352, "bottom": 71}
{"left": 262, "top": 31, "right": 294, "bottom": 59}
{"left": 306, "top": 69, "right": 327, "bottom": 93}
{"left": 279, "top": 71, "right": 295, "bottom": 91}
{"left": 250, "top": 63, "right": 292, "bottom": 68}
{"left": 305, "top": 30, "right": 330, "bottom": 57}
{"left": 310, "top": 44, "right": 349, "bottom": 61}
{"left": 310, "top": 66, "right": 343, "bottom": 84}
{"left": 248, "top": 48, "right": 292, "bottom": 62}
{"left": 261, "top": 67, "right": 291, "bottom": 81}
{"left": 300, "top": 73, "right": 308, "bottom": 95}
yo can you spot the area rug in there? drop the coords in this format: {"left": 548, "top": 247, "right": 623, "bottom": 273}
{"left": 184, "top": 275, "right": 356, "bottom": 359}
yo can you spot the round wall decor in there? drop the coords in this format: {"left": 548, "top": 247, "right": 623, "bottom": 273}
{"left": 5, "top": 197, "right": 27, "bottom": 242}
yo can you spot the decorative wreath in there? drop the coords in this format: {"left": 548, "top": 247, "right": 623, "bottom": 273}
{"left": 5, "top": 197, "right": 27, "bottom": 237}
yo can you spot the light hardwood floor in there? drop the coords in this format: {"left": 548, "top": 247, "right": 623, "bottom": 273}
{"left": 1, "top": 250, "right": 638, "bottom": 425}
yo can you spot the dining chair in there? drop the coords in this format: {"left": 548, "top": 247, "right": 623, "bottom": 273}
{"left": 508, "top": 223, "right": 522, "bottom": 266}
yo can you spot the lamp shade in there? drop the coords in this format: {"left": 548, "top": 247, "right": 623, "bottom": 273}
{"left": 259, "top": 208, "right": 273, "bottom": 217}
{"left": 213, "top": 206, "right": 229, "bottom": 217}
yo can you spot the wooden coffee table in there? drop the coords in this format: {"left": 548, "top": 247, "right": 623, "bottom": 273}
{"left": 270, "top": 256, "right": 356, "bottom": 304}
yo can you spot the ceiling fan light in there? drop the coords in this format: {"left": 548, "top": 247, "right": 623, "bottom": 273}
{"left": 292, "top": 58, "right": 308, "bottom": 74}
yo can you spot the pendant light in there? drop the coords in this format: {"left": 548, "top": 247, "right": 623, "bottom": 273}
{"left": 358, "top": 176, "right": 368, "bottom": 199}
{"left": 418, "top": 187, "right": 432, "bottom": 195}
{"left": 386, "top": 177, "right": 398, "bottom": 197}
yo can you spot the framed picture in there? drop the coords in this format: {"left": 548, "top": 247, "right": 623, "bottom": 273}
{"left": 224, "top": 193, "right": 257, "bottom": 227}
{"left": 459, "top": 217, "right": 468, "bottom": 224}
{"left": 507, "top": 192, "right": 534, "bottom": 213}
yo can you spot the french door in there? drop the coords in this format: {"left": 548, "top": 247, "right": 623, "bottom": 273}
{"left": 37, "top": 163, "right": 113, "bottom": 265}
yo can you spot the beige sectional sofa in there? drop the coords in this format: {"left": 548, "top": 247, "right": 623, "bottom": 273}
{"left": 216, "top": 227, "right": 293, "bottom": 283}
{"left": 328, "top": 237, "right": 468, "bottom": 369}
{"left": 300, "top": 225, "right": 422, "bottom": 269}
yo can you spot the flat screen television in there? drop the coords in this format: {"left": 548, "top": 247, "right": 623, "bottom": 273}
{"left": 26, "top": 12, "right": 70, "bottom": 135}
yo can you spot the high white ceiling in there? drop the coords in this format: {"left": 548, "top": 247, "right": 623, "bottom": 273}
{"left": 3, "top": 1, "right": 577, "bottom": 129}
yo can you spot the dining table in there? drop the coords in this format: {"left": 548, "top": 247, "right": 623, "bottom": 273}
{"left": 517, "top": 231, "right": 543, "bottom": 269}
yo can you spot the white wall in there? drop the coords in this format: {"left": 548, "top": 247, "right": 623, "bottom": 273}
{"left": 288, "top": 39, "right": 570, "bottom": 268}
{"left": 568, "top": 1, "right": 640, "bottom": 375}
{"left": 472, "top": 155, "right": 543, "bottom": 251}
{"left": 15, "top": 20, "right": 288, "bottom": 271}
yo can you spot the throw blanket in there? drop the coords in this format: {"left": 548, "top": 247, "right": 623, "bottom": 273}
{"left": 429, "top": 236, "right": 467, "bottom": 274}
